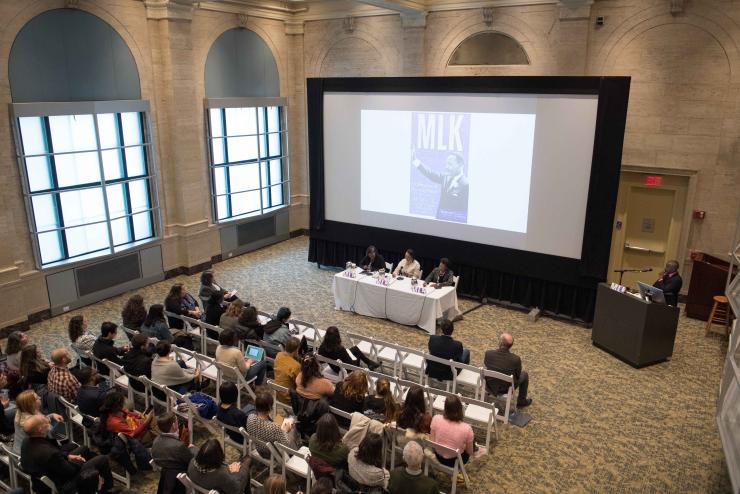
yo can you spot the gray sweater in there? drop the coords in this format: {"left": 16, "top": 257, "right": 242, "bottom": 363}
{"left": 151, "top": 356, "right": 195, "bottom": 386}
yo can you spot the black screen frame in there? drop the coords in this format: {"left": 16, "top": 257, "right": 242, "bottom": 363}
{"left": 307, "top": 76, "right": 630, "bottom": 322}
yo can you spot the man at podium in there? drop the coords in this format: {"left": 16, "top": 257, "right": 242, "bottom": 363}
{"left": 653, "top": 260, "right": 682, "bottom": 307}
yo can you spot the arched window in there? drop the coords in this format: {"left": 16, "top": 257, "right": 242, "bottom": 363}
{"left": 9, "top": 9, "right": 158, "bottom": 268}
{"left": 449, "top": 32, "right": 529, "bottom": 66}
{"left": 204, "top": 28, "right": 288, "bottom": 223}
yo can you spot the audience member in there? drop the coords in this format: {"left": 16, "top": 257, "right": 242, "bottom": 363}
{"left": 13, "top": 390, "right": 65, "bottom": 455}
{"left": 187, "top": 439, "right": 250, "bottom": 494}
{"left": 151, "top": 412, "right": 195, "bottom": 471}
{"left": 235, "top": 305, "right": 264, "bottom": 340}
{"left": 295, "top": 354, "right": 334, "bottom": 400}
{"left": 204, "top": 291, "right": 225, "bottom": 329}
{"left": 219, "top": 299, "right": 244, "bottom": 332}
{"left": 216, "top": 382, "right": 254, "bottom": 445}
{"left": 121, "top": 294, "right": 147, "bottom": 333}
{"left": 273, "top": 336, "right": 301, "bottom": 403}
{"left": 122, "top": 333, "right": 153, "bottom": 392}
{"left": 426, "top": 318, "right": 469, "bottom": 385}
{"left": 245, "top": 390, "right": 299, "bottom": 456}
{"left": 484, "top": 332, "right": 531, "bottom": 407}
{"left": 363, "top": 377, "right": 398, "bottom": 423}
{"left": 318, "top": 326, "right": 379, "bottom": 372}
{"left": 309, "top": 413, "right": 349, "bottom": 468}
{"left": 396, "top": 385, "right": 432, "bottom": 440}
{"left": 430, "top": 395, "right": 476, "bottom": 467}
{"left": 99, "top": 391, "right": 154, "bottom": 444}
{"left": 330, "top": 370, "right": 368, "bottom": 427}
{"left": 215, "top": 328, "right": 267, "bottom": 385}
{"left": 47, "top": 348, "right": 81, "bottom": 402}
{"left": 140, "top": 304, "right": 174, "bottom": 343}
{"left": 92, "top": 322, "right": 127, "bottom": 376}
{"left": 392, "top": 248, "right": 421, "bottom": 278}
{"left": 151, "top": 341, "right": 200, "bottom": 393}
{"left": 20, "top": 415, "right": 113, "bottom": 494}
{"left": 76, "top": 367, "right": 108, "bottom": 418}
{"left": 19, "top": 345, "right": 50, "bottom": 385}
{"left": 262, "top": 474, "right": 291, "bottom": 494}
{"left": 388, "top": 441, "right": 438, "bottom": 494}
{"left": 164, "top": 284, "right": 201, "bottom": 330}
{"left": 262, "top": 307, "right": 292, "bottom": 355}
{"left": 423, "top": 258, "right": 455, "bottom": 288}
{"left": 5, "top": 331, "right": 27, "bottom": 371}
{"left": 198, "top": 270, "right": 237, "bottom": 305}
{"left": 311, "top": 478, "right": 333, "bottom": 494}
{"left": 68, "top": 315, "right": 95, "bottom": 365}
{"left": 348, "top": 432, "right": 390, "bottom": 489}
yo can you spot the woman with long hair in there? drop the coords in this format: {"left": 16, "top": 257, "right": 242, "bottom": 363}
{"left": 308, "top": 413, "right": 349, "bottom": 468}
{"left": 68, "top": 315, "right": 95, "bottom": 366}
{"left": 263, "top": 474, "right": 287, "bottom": 494}
{"left": 5, "top": 331, "right": 27, "bottom": 371}
{"left": 348, "top": 432, "right": 390, "bottom": 488}
{"left": 396, "top": 385, "right": 431, "bottom": 435}
{"left": 364, "top": 377, "right": 398, "bottom": 423}
{"left": 19, "top": 345, "right": 50, "bottom": 386}
{"left": 163, "top": 284, "right": 201, "bottom": 330}
{"left": 219, "top": 299, "right": 243, "bottom": 332}
{"left": 318, "top": 326, "right": 379, "bottom": 373}
{"left": 295, "top": 353, "right": 334, "bottom": 400}
{"left": 99, "top": 392, "right": 153, "bottom": 439}
{"left": 235, "top": 305, "right": 263, "bottom": 340}
{"left": 121, "top": 294, "right": 147, "bottom": 332}
{"left": 329, "top": 370, "right": 368, "bottom": 427}
{"left": 12, "top": 390, "right": 64, "bottom": 454}
{"left": 187, "top": 438, "right": 250, "bottom": 494}
{"left": 140, "top": 304, "right": 173, "bottom": 343}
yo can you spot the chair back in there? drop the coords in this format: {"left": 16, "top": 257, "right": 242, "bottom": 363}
{"left": 176, "top": 472, "right": 219, "bottom": 494}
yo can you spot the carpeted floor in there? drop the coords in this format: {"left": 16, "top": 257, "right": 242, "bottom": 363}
{"left": 11, "top": 236, "right": 732, "bottom": 493}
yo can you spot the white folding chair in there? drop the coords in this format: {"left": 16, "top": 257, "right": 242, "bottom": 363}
{"left": 422, "top": 438, "right": 470, "bottom": 494}
{"left": 210, "top": 417, "right": 248, "bottom": 457}
{"left": 274, "top": 442, "right": 313, "bottom": 494}
{"left": 2, "top": 443, "right": 35, "bottom": 492}
{"left": 213, "top": 360, "right": 257, "bottom": 406}
{"left": 58, "top": 396, "right": 93, "bottom": 447}
{"left": 176, "top": 472, "right": 219, "bottom": 494}
{"left": 385, "top": 261, "right": 393, "bottom": 272}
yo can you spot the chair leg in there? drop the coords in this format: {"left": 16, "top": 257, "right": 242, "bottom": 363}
{"left": 705, "top": 301, "right": 719, "bottom": 336}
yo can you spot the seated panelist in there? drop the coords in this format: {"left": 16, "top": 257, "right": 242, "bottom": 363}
{"left": 424, "top": 258, "right": 455, "bottom": 288}
{"left": 653, "top": 260, "right": 682, "bottom": 307}
{"left": 393, "top": 249, "right": 421, "bottom": 278}
{"left": 360, "top": 245, "right": 386, "bottom": 272}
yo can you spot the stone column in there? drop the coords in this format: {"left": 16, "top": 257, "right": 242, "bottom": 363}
{"left": 145, "top": 0, "right": 219, "bottom": 270}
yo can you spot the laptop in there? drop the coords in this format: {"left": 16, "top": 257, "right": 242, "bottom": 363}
{"left": 244, "top": 344, "right": 265, "bottom": 362}
{"left": 637, "top": 281, "right": 666, "bottom": 304}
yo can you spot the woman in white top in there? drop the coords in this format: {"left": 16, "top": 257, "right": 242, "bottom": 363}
{"left": 393, "top": 249, "right": 421, "bottom": 278}
{"left": 68, "top": 315, "right": 96, "bottom": 365}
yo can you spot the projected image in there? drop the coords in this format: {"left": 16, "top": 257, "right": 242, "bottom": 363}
{"left": 361, "top": 109, "right": 536, "bottom": 233}
{"left": 411, "top": 112, "right": 470, "bottom": 223}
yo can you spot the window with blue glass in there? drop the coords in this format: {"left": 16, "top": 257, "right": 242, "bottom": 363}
{"left": 207, "top": 105, "right": 289, "bottom": 222}
{"left": 14, "top": 109, "right": 158, "bottom": 266}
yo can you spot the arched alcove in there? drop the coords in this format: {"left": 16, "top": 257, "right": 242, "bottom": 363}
{"left": 205, "top": 28, "right": 280, "bottom": 98}
{"left": 448, "top": 32, "right": 529, "bottom": 66}
{"left": 9, "top": 8, "right": 140, "bottom": 102}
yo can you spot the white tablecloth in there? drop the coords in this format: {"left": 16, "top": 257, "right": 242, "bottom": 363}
{"left": 332, "top": 268, "right": 460, "bottom": 334}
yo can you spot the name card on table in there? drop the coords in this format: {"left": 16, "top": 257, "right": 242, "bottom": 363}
{"left": 344, "top": 270, "right": 356, "bottom": 278}
{"left": 412, "top": 286, "right": 427, "bottom": 294}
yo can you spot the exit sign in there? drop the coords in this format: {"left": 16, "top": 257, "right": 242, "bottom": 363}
{"left": 645, "top": 175, "right": 663, "bottom": 186}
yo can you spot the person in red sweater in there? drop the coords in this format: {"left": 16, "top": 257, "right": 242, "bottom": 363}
{"left": 99, "top": 391, "right": 154, "bottom": 444}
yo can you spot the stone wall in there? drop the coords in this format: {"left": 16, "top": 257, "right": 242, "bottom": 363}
{"left": 0, "top": 0, "right": 737, "bottom": 329}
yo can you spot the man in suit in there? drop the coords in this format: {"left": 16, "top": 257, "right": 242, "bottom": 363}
{"left": 426, "top": 319, "right": 470, "bottom": 385}
{"left": 412, "top": 150, "right": 470, "bottom": 223}
{"left": 20, "top": 415, "right": 113, "bottom": 494}
{"left": 151, "top": 412, "right": 195, "bottom": 494}
{"left": 654, "top": 260, "right": 682, "bottom": 307}
{"left": 359, "top": 245, "right": 386, "bottom": 272}
{"left": 424, "top": 258, "right": 455, "bottom": 288}
{"left": 484, "top": 333, "right": 531, "bottom": 408}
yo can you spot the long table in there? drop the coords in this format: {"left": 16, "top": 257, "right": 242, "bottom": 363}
{"left": 332, "top": 268, "right": 460, "bottom": 334}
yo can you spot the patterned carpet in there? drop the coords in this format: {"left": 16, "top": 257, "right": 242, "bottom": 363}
{"left": 12, "top": 236, "right": 732, "bottom": 493}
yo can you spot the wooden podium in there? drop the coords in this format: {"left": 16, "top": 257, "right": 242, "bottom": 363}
{"left": 686, "top": 252, "right": 736, "bottom": 320}
{"left": 592, "top": 283, "right": 680, "bottom": 368}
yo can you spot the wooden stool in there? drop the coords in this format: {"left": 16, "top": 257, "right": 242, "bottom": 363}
{"left": 705, "top": 295, "right": 732, "bottom": 336}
